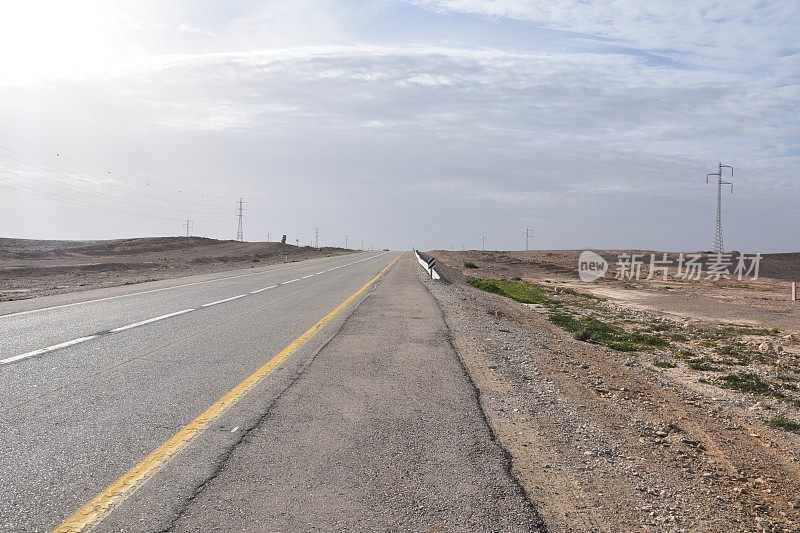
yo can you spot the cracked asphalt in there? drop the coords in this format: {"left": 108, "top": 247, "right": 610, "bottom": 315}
{"left": 169, "top": 254, "right": 541, "bottom": 532}
{"left": 0, "top": 252, "right": 542, "bottom": 531}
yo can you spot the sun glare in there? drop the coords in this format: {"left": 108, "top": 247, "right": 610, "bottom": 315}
{"left": 0, "top": 1, "right": 125, "bottom": 84}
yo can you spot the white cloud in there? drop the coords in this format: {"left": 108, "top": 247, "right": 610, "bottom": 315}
{"left": 0, "top": 1, "right": 797, "bottom": 250}
{"left": 408, "top": 1, "right": 800, "bottom": 68}
{"left": 177, "top": 23, "right": 218, "bottom": 37}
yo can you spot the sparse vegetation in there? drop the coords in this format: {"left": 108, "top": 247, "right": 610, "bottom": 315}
{"left": 464, "top": 270, "right": 799, "bottom": 409}
{"left": 688, "top": 358, "right": 719, "bottom": 371}
{"left": 558, "top": 287, "right": 606, "bottom": 301}
{"left": 766, "top": 413, "right": 800, "bottom": 433}
{"left": 443, "top": 250, "right": 800, "bottom": 527}
{"left": 466, "top": 277, "right": 555, "bottom": 307}
{"left": 549, "top": 312, "right": 666, "bottom": 352}
{"left": 468, "top": 277, "right": 668, "bottom": 352}
{"left": 464, "top": 261, "right": 479, "bottom": 269}
{"left": 719, "top": 372, "right": 777, "bottom": 396}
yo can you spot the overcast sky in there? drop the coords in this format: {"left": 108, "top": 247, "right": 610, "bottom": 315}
{"left": 0, "top": 0, "right": 797, "bottom": 251}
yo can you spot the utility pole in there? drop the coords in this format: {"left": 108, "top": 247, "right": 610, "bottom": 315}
{"left": 345, "top": 235, "right": 348, "bottom": 249}
{"left": 360, "top": 240, "right": 364, "bottom": 251}
{"left": 295, "top": 238, "right": 299, "bottom": 247}
{"left": 706, "top": 162, "right": 733, "bottom": 253}
{"left": 183, "top": 220, "right": 192, "bottom": 237}
{"left": 523, "top": 228, "right": 533, "bottom": 251}
{"left": 481, "top": 236, "right": 487, "bottom": 251}
{"left": 267, "top": 232, "right": 270, "bottom": 243}
{"left": 236, "top": 198, "right": 246, "bottom": 242}
{"left": 314, "top": 227, "right": 320, "bottom": 248}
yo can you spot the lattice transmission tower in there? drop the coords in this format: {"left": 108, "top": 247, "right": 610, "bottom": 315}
{"left": 706, "top": 162, "right": 733, "bottom": 253}
{"left": 236, "top": 198, "right": 246, "bottom": 241}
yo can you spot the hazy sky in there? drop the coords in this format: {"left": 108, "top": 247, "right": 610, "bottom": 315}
{"left": 0, "top": 1, "right": 797, "bottom": 251}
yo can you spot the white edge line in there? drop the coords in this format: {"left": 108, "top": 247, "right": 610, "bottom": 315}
{"left": 1, "top": 335, "right": 98, "bottom": 365}
{"left": 300, "top": 274, "right": 314, "bottom": 279}
{"left": 110, "top": 308, "right": 195, "bottom": 333}
{"left": 201, "top": 295, "right": 247, "bottom": 308}
{"left": 281, "top": 279, "right": 300, "bottom": 285}
{"left": 250, "top": 285, "right": 279, "bottom": 294}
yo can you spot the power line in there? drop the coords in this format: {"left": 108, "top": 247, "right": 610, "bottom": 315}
{"left": 0, "top": 161, "right": 229, "bottom": 216}
{"left": 236, "top": 198, "right": 246, "bottom": 242}
{"left": 706, "top": 162, "right": 734, "bottom": 253}
{"left": 0, "top": 143, "right": 228, "bottom": 208}
{"left": 244, "top": 208, "right": 304, "bottom": 235}
{"left": 523, "top": 228, "right": 533, "bottom": 251}
{"left": 0, "top": 179, "right": 205, "bottom": 222}
{"left": 0, "top": 212, "right": 170, "bottom": 234}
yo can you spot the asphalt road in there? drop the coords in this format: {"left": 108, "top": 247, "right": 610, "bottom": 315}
{"left": 169, "top": 254, "right": 540, "bottom": 532}
{"left": 0, "top": 252, "right": 397, "bottom": 530}
{"left": 0, "top": 251, "right": 540, "bottom": 532}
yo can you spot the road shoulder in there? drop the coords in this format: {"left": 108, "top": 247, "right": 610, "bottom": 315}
{"left": 423, "top": 255, "right": 800, "bottom": 532}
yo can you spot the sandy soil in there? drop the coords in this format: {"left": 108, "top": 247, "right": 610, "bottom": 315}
{"left": 420, "top": 250, "right": 800, "bottom": 532}
{"left": 0, "top": 237, "right": 355, "bottom": 301}
{"left": 446, "top": 250, "right": 800, "bottom": 330}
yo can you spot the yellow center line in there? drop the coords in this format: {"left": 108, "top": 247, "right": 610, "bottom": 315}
{"left": 54, "top": 254, "right": 401, "bottom": 533}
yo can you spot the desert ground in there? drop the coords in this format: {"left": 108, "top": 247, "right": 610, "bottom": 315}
{"left": 423, "top": 250, "right": 800, "bottom": 532}
{"left": 0, "top": 237, "right": 354, "bottom": 301}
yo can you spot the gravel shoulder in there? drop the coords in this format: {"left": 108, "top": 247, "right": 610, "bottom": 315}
{"left": 420, "top": 256, "right": 800, "bottom": 533}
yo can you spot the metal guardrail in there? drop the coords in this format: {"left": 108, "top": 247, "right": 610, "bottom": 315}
{"left": 414, "top": 250, "right": 440, "bottom": 280}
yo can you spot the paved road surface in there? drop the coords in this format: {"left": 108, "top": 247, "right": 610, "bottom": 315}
{"left": 0, "top": 252, "right": 541, "bottom": 531}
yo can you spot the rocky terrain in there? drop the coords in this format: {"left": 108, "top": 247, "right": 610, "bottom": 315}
{"left": 419, "top": 250, "right": 800, "bottom": 532}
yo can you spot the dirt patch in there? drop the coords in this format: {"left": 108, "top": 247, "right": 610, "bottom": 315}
{"left": 419, "top": 251, "right": 800, "bottom": 532}
{"left": 438, "top": 250, "right": 800, "bottom": 331}
{"left": 0, "top": 237, "right": 354, "bottom": 301}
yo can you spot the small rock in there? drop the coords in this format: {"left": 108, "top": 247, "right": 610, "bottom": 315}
{"left": 758, "top": 342, "right": 773, "bottom": 354}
